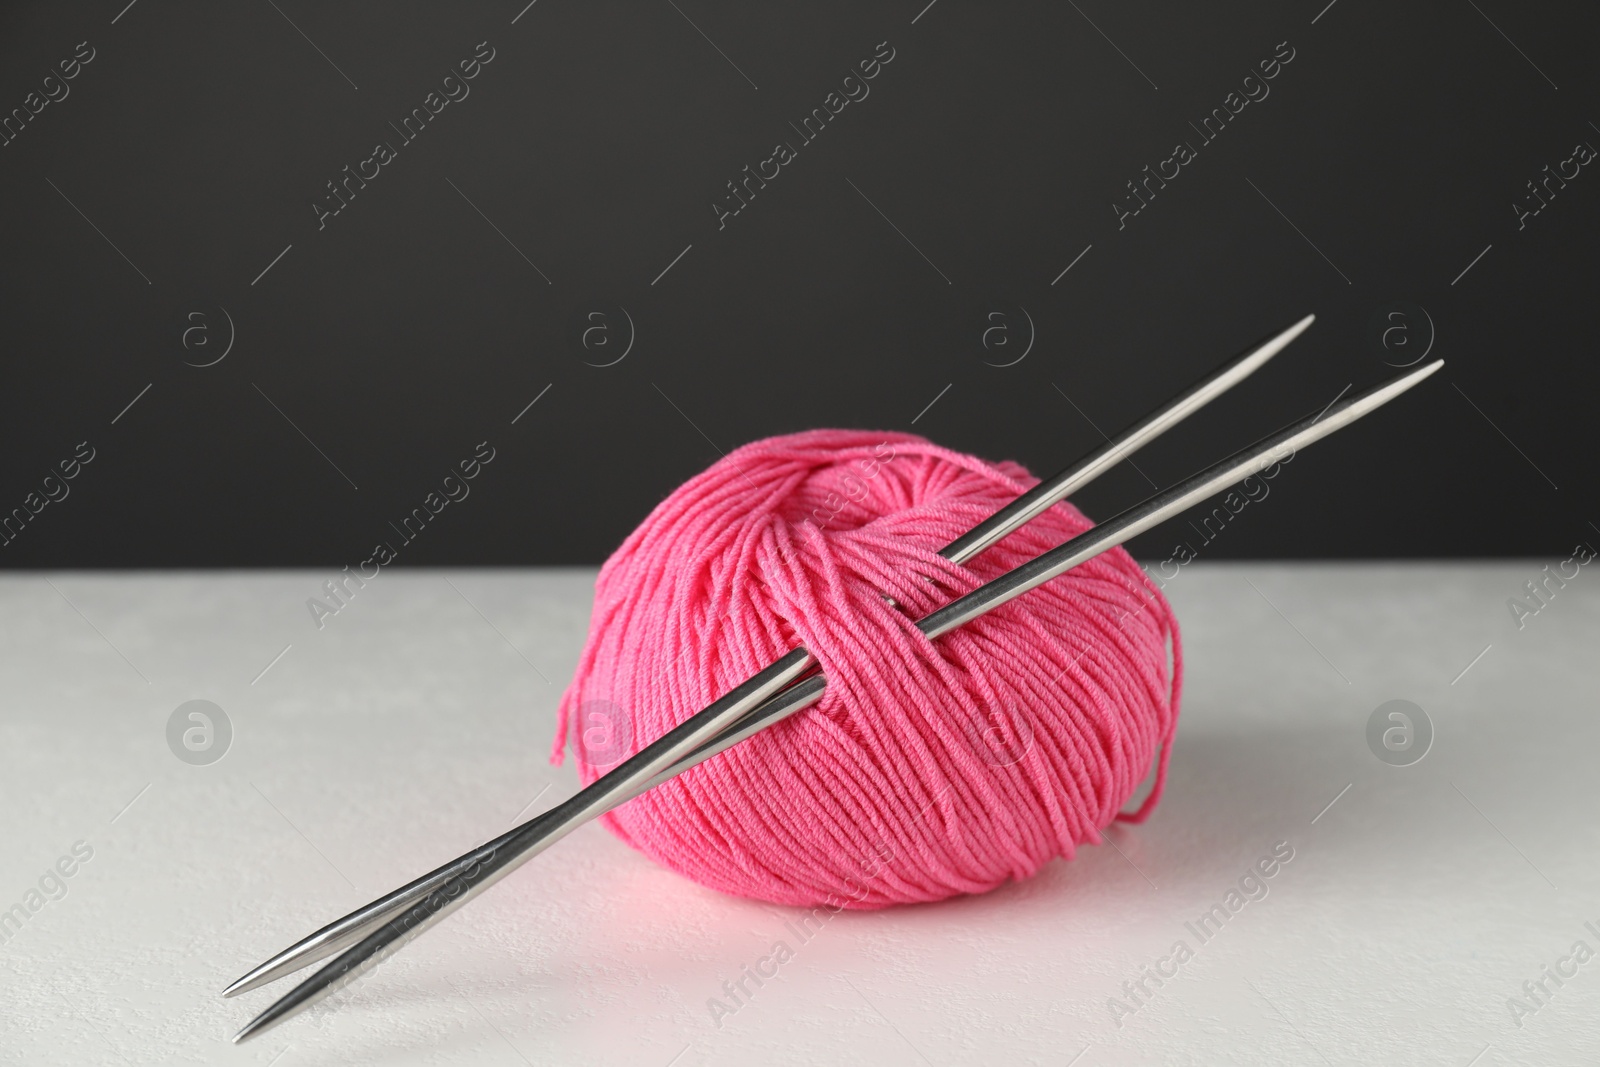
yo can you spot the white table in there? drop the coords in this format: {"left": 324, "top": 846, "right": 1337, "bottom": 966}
{"left": 1, "top": 563, "right": 1595, "bottom": 1065}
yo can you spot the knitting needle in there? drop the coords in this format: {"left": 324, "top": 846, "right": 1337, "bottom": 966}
{"left": 234, "top": 358, "right": 1440, "bottom": 1042}
{"left": 230, "top": 357, "right": 1440, "bottom": 1043}
{"left": 223, "top": 315, "right": 1312, "bottom": 1003}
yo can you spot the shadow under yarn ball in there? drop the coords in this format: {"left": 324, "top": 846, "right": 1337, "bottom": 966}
{"left": 550, "top": 428, "right": 1181, "bottom": 909}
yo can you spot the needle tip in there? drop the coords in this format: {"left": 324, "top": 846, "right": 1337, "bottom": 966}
{"left": 1283, "top": 312, "right": 1315, "bottom": 340}
{"left": 221, "top": 971, "right": 259, "bottom": 998}
{"left": 1253, "top": 313, "right": 1317, "bottom": 364}
{"left": 231, "top": 1008, "right": 281, "bottom": 1044}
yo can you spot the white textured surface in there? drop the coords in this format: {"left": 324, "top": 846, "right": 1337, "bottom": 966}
{"left": 0, "top": 562, "right": 1596, "bottom": 1066}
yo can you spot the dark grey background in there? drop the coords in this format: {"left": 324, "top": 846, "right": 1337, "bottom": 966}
{"left": 1, "top": 0, "right": 1593, "bottom": 568}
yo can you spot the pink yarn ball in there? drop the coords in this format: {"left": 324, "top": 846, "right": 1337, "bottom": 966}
{"left": 550, "top": 429, "right": 1182, "bottom": 909}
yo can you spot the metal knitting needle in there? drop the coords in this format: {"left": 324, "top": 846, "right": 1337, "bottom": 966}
{"left": 223, "top": 315, "right": 1312, "bottom": 1004}
{"left": 231, "top": 356, "right": 1439, "bottom": 1043}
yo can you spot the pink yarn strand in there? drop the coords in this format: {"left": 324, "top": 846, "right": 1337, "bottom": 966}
{"left": 551, "top": 429, "right": 1182, "bottom": 909}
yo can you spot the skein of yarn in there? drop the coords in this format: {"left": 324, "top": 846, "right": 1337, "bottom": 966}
{"left": 550, "top": 428, "right": 1182, "bottom": 909}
